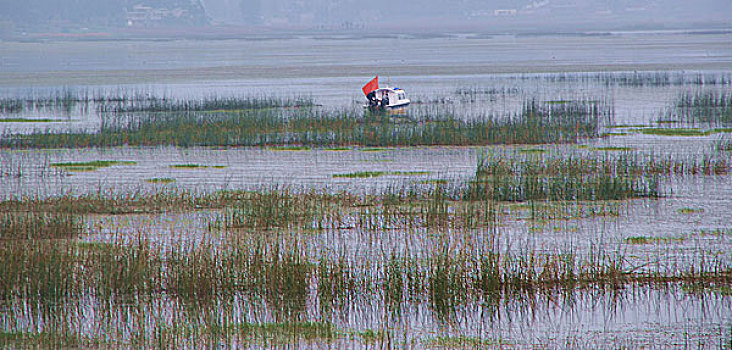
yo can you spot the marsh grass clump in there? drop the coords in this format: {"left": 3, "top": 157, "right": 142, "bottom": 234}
{"left": 317, "top": 255, "right": 365, "bottom": 313}
{"left": 226, "top": 188, "right": 313, "bottom": 230}
{"left": 0, "top": 211, "right": 82, "bottom": 240}
{"left": 0, "top": 240, "right": 79, "bottom": 301}
{"left": 85, "top": 237, "right": 160, "bottom": 298}
{"left": 239, "top": 240, "right": 311, "bottom": 319}
{"left": 467, "top": 149, "right": 729, "bottom": 202}
{"left": 659, "top": 90, "right": 732, "bottom": 126}
{"left": 468, "top": 152, "right": 663, "bottom": 202}
{"left": 427, "top": 248, "right": 471, "bottom": 316}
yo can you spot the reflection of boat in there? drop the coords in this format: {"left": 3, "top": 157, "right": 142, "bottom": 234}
{"left": 362, "top": 76, "right": 410, "bottom": 109}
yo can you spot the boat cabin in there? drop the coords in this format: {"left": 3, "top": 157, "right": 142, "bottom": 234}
{"left": 367, "top": 87, "right": 410, "bottom": 109}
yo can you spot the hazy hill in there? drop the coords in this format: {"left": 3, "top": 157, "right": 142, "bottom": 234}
{"left": 0, "top": 0, "right": 207, "bottom": 32}
{"left": 0, "top": 0, "right": 729, "bottom": 34}
{"left": 199, "top": 0, "right": 731, "bottom": 31}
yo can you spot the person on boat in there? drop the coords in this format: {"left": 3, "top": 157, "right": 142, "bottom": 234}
{"left": 366, "top": 90, "right": 378, "bottom": 108}
{"left": 381, "top": 92, "right": 389, "bottom": 108}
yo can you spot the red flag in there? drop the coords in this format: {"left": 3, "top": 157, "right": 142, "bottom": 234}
{"left": 362, "top": 76, "right": 379, "bottom": 96}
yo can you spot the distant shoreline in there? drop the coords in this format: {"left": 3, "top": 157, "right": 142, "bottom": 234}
{"left": 1, "top": 30, "right": 730, "bottom": 87}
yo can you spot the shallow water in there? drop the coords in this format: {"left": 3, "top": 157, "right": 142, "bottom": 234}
{"left": 0, "top": 30, "right": 731, "bottom": 348}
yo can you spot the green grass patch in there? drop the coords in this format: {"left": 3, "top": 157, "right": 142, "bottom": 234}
{"left": 625, "top": 235, "right": 685, "bottom": 245}
{"left": 698, "top": 228, "right": 731, "bottom": 236}
{"left": 638, "top": 128, "right": 732, "bottom": 137}
{"left": 423, "top": 335, "right": 499, "bottom": 348}
{"left": 237, "top": 321, "right": 336, "bottom": 341}
{"left": 333, "top": 171, "right": 385, "bottom": 178}
{"left": 388, "top": 171, "right": 431, "bottom": 176}
{"left": 332, "top": 170, "right": 428, "bottom": 178}
{"left": 590, "top": 146, "right": 635, "bottom": 151}
{"left": 601, "top": 132, "right": 630, "bottom": 137}
{"left": 145, "top": 177, "right": 176, "bottom": 184}
{"left": 0, "top": 118, "right": 61, "bottom": 123}
{"left": 59, "top": 166, "right": 100, "bottom": 172}
{"left": 323, "top": 147, "right": 351, "bottom": 151}
{"left": 678, "top": 207, "right": 704, "bottom": 214}
{"left": 640, "top": 128, "right": 707, "bottom": 136}
{"left": 518, "top": 148, "right": 546, "bottom": 154}
{"left": 268, "top": 146, "right": 311, "bottom": 151}
{"left": 51, "top": 160, "right": 136, "bottom": 172}
{"left": 420, "top": 179, "right": 448, "bottom": 185}
{"left": 169, "top": 164, "right": 225, "bottom": 169}
{"left": 625, "top": 236, "right": 653, "bottom": 245}
{"left": 607, "top": 124, "right": 649, "bottom": 129}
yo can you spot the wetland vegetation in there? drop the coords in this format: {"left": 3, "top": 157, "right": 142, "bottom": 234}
{"left": 0, "top": 90, "right": 607, "bottom": 148}
{"left": 1, "top": 142, "right": 730, "bottom": 347}
{"left": 1, "top": 71, "right": 731, "bottom": 348}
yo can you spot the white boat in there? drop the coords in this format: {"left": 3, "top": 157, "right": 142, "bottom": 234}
{"left": 362, "top": 76, "right": 410, "bottom": 109}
